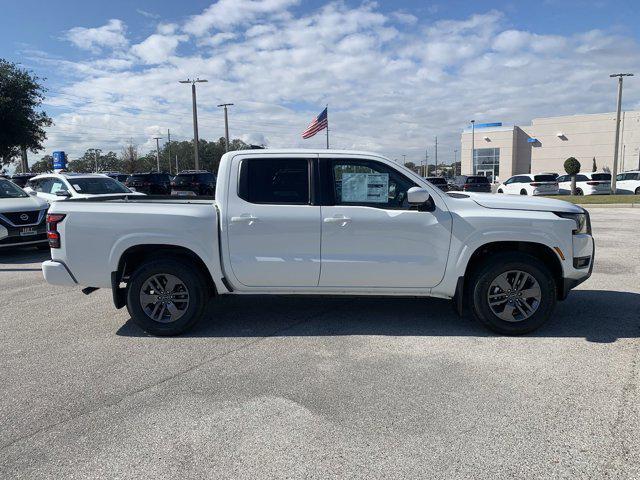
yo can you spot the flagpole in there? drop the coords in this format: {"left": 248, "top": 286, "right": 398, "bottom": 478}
{"left": 326, "top": 104, "right": 329, "bottom": 149}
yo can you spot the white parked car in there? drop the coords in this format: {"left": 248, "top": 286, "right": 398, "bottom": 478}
{"left": 24, "top": 173, "right": 143, "bottom": 203}
{"left": 556, "top": 172, "right": 611, "bottom": 195}
{"left": 0, "top": 177, "right": 49, "bottom": 249}
{"left": 42, "top": 149, "right": 594, "bottom": 336}
{"left": 615, "top": 171, "right": 640, "bottom": 195}
{"left": 496, "top": 174, "right": 559, "bottom": 196}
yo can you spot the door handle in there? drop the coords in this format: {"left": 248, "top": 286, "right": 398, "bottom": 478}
{"left": 323, "top": 215, "right": 352, "bottom": 226}
{"left": 231, "top": 214, "right": 259, "bottom": 225}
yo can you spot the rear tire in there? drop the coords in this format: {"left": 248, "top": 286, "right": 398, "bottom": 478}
{"left": 635, "top": 187, "right": 640, "bottom": 195}
{"left": 126, "top": 258, "right": 208, "bottom": 336}
{"left": 470, "top": 252, "right": 557, "bottom": 335}
{"left": 575, "top": 189, "right": 583, "bottom": 196}
{"left": 520, "top": 189, "right": 527, "bottom": 195}
{"left": 497, "top": 189, "right": 503, "bottom": 194}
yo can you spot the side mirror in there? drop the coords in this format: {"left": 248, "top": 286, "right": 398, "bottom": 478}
{"left": 55, "top": 190, "right": 71, "bottom": 197}
{"left": 407, "top": 187, "right": 431, "bottom": 205}
{"left": 27, "top": 190, "right": 37, "bottom": 196}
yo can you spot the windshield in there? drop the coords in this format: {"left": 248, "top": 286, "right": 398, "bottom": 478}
{"left": 427, "top": 177, "right": 447, "bottom": 184}
{"left": 533, "top": 175, "right": 557, "bottom": 182}
{"left": 69, "top": 177, "right": 131, "bottom": 194}
{"left": 592, "top": 173, "right": 611, "bottom": 181}
{"left": 467, "top": 176, "right": 489, "bottom": 184}
{"left": 0, "top": 179, "right": 28, "bottom": 198}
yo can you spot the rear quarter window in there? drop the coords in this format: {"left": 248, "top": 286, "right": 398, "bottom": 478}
{"left": 591, "top": 173, "right": 611, "bottom": 181}
{"left": 533, "top": 175, "right": 557, "bottom": 182}
{"left": 467, "top": 176, "right": 489, "bottom": 184}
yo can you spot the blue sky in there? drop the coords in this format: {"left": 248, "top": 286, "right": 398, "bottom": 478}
{"left": 2, "top": 0, "right": 640, "bottom": 163}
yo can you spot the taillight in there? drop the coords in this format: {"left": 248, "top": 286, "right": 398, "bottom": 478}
{"left": 586, "top": 181, "right": 599, "bottom": 185}
{"left": 463, "top": 184, "right": 470, "bottom": 190}
{"left": 530, "top": 182, "right": 540, "bottom": 186}
{"left": 47, "top": 214, "right": 65, "bottom": 248}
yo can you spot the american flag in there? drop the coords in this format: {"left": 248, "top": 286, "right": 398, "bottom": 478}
{"left": 302, "top": 107, "right": 328, "bottom": 139}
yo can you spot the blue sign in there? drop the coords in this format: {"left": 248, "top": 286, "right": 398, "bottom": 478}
{"left": 474, "top": 122, "right": 503, "bottom": 128}
{"left": 52, "top": 151, "right": 67, "bottom": 170}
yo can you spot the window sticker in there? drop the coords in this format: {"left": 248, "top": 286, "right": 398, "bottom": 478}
{"left": 50, "top": 183, "right": 63, "bottom": 193}
{"left": 73, "top": 184, "right": 82, "bottom": 190}
{"left": 341, "top": 173, "right": 389, "bottom": 203}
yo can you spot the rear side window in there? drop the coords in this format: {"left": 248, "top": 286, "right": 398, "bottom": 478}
{"left": 238, "top": 158, "right": 309, "bottom": 204}
{"left": 591, "top": 173, "right": 611, "bottom": 181}
{"left": 533, "top": 175, "right": 556, "bottom": 182}
{"left": 576, "top": 175, "right": 589, "bottom": 181}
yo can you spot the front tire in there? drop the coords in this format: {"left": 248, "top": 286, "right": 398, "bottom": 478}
{"left": 126, "top": 258, "right": 208, "bottom": 336}
{"left": 470, "top": 252, "right": 557, "bottom": 335}
{"left": 635, "top": 187, "right": 640, "bottom": 195}
{"left": 497, "top": 189, "right": 503, "bottom": 194}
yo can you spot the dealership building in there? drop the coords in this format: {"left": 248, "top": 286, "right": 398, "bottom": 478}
{"left": 460, "top": 111, "right": 640, "bottom": 182}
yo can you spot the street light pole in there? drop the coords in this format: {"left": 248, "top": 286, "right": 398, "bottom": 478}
{"left": 470, "top": 120, "right": 475, "bottom": 175}
{"left": 610, "top": 73, "right": 633, "bottom": 193}
{"left": 179, "top": 78, "right": 208, "bottom": 170}
{"left": 217, "top": 103, "right": 234, "bottom": 153}
{"left": 153, "top": 136, "right": 162, "bottom": 172}
{"left": 454, "top": 149, "right": 458, "bottom": 175}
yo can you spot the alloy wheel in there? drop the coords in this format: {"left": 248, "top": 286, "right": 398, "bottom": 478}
{"left": 139, "top": 273, "right": 190, "bottom": 323}
{"left": 487, "top": 270, "right": 542, "bottom": 322}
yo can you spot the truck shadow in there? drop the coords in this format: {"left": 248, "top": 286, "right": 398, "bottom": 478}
{"left": 116, "top": 289, "right": 640, "bottom": 343}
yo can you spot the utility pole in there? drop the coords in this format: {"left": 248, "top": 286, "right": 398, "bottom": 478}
{"left": 153, "top": 136, "right": 162, "bottom": 172}
{"left": 179, "top": 78, "right": 208, "bottom": 170}
{"left": 175, "top": 154, "right": 179, "bottom": 175}
{"left": 610, "top": 73, "right": 633, "bottom": 193}
{"left": 402, "top": 154, "right": 406, "bottom": 165}
{"left": 167, "top": 129, "right": 172, "bottom": 174}
{"left": 454, "top": 149, "right": 458, "bottom": 176}
{"left": 434, "top": 136, "right": 438, "bottom": 176}
{"left": 425, "top": 149, "right": 429, "bottom": 176}
{"left": 20, "top": 147, "right": 28, "bottom": 173}
{"left": 470, "top": 120, "right": 475, "bottom": 175}
{"left": 217, "top": 103, "right": 234, "bottom": 153}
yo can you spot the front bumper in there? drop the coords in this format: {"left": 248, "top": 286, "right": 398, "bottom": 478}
{"left": 0, "top": 225, "right": 47, "bottom": 248}
{"left": 42, "top": 260, "right": 77, "bottom": 286}
{"left": 559, "top": 234, "right": 595, "bottom": 300}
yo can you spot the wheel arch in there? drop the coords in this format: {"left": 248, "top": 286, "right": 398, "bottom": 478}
{"left": 111, "top": 244, "right": 220, "bottom": 309}
{"left": 455, "top": 241, "right": 565, "bottom": 313}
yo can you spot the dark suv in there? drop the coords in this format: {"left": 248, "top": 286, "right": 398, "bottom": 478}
{"left": 425, "top": 176, "right": 449, "bottom": 192}
{"left": 125, "top": 173, "right": 171, "bottom": 195}
{"left": 171, "top": 171, "right": 217, "bottom": 196}
{"left": 449, "top": 175, "right": 492, "bottom": 193}
{"left": 10, "top": 173, "right": 36, "bottom": 188}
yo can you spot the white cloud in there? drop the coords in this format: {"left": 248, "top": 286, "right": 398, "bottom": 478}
{"left": 130, "top": 26, "right": 188, "bottom": 64}
{"left": 64, "top": 19, "right": 128, "bottom": 53}
{"left": 392, "top": 12, "right": 418, "bottom": 25}
{"left": 184, "top": 0, "right": 298, "bottom": 36}
{"left": 40, "top": 5, "right": 640, "bottom": 163}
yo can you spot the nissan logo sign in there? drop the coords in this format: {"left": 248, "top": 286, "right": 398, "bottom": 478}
{"left": 20, "top": 214, "right": 29, "bottom": 221}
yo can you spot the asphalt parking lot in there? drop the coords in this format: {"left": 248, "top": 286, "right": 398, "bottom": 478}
{"left": 1, "top": 208, "right": 639, "bottom": 479}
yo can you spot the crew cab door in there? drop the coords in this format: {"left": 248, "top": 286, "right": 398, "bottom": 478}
{"left": 225, "top": 155, "right": 321, "bottom": 287}
{"left": 318, "top": 155, "right": 452, "bottom": 288}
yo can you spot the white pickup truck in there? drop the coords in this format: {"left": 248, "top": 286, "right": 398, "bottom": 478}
{"left": 42, "top": 149, "right": 594, "bottom": 336}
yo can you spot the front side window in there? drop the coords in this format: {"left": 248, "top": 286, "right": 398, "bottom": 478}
{"left": 238, "top": 158, "right": 309, "bottom": 204}
{"left": 331, "top": 159, "right": 416, "bottom": 209}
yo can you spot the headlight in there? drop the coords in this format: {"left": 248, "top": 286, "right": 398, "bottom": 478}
{"left": 555, "top": 212, "right": 590, "bottom": 235}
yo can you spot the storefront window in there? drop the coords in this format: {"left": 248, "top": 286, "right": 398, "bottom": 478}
{"left": 473, "top": 148, "right": 500, "bottom": 181}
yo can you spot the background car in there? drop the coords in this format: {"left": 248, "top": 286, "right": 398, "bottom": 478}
{"left": 125, "top": 172, "right": 172, "bottom": 195}
{"left": 102, "top": 172, "right": 130, "bottom": 184}
{"left": 0, "top": 177, "right": 48, "bottom": 249}
{"left": 449, "top": 175, "right": 492, "bottom": 193}
{"left": 497, "top": 174, "right": 559, "bottom": 196}
{"left": 557, "top": 172, "right": 611, "bottom": 195}
{"left": 615, "top": 171, "right": 640, "bottom": 195}
{"left": 10, "top": 173, "right": 36, "bottom": 188}
{"left": 425, "top": 176, "right": 449, "bottom": 192}
{"left": 171, "top": 170, "right": 216, "bottom": 196}
{"left": 25, "top": 173, "right": 141, "bottom": 203}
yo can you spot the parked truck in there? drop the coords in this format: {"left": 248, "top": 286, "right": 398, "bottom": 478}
{"left": 42, "top": 149, "right": 594, "bottom": 336}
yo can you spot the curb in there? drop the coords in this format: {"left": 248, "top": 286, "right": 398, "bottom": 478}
{"left": 578, "top": 203, "right": 638, "bottom": 208}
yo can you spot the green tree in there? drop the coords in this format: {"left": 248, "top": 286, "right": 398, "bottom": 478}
{"left": 30, "top": 155, "right": 53, "bottom": 173}
{"left": 564, "top": 157, "right": 581, "bottom": 195}
{"left": 0, "top": 59, "right": 52, "bottom": 167}
{"left": 404, "top": 161, "right": 416, "bottom": 171}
